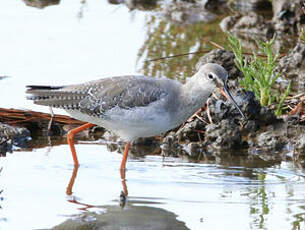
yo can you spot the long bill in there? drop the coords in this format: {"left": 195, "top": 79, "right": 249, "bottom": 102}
{"left": 223, "top": 83, "right": 246, "bottom": 119}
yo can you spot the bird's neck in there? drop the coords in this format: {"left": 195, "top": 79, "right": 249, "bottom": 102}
{"left": 176, "top": 76, "right": 214, "bottom": 122}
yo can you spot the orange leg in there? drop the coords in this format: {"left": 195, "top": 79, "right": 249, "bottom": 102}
{"left": 120, "top": 168, "right": 128, "bottom": 196}
{"left": 120, "top": 141, "right": 130, "bottom": 170}
{"left": 67, "top": 123, "right": 95, "bottom": 166}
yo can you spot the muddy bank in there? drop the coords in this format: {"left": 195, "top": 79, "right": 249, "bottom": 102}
{"left": 161, "top": 46, "right": 305, "bottom": 159}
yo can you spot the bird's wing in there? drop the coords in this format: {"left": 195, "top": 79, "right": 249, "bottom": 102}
{"left": 26, "top": 75, "right": 168, "bottom": 117}
{"left": 77, "top": 76, "right": 168, "bottom": 117}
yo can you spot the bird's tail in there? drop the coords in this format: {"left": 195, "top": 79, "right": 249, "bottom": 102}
{"left": 26, "top": 85, "right": 84, "bottom": 109}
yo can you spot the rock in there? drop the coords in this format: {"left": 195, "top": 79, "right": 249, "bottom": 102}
{"left": 183, "top": 142, "right": 205, "bottom": 159}
{"left": 161, "top": 0, "right": 215, "bottom": 24}
{"left": 22, "top": 0, "right": 60, "bottom": 9}
{"left": 256, "top": 131, "right": 287, "bottom": 151}
{"left": 205, "top": 89, "right": 262, "bottom": 124}
{"left": 204, "top": 119, "right": 242, "bottom": 152}
{"left": 295, "top": 134, "right": 305, "bottom": 153}
{"left": 162, "top": 131, "right": 184, "bottom": 157}
{"left": 204, "top": 0, "right": 227, "bottom": 11}
{"left": 231, "top": 0, "right": 272, "bottom": 11}
{"left": 220, "top": 12, "right": 274, "bottom": 37}
{"left": 129, "top": 137, "right": 161, "bottom": 156}
{"left": 235, "top": 90, "right": 261, "bottom": 119}
{"left": 124, "top": 0, "right": 158, "bottom": 11}
{"left": 162, "top": 133, "right": 206, "bottom": 159}
{"left": 108, "top": 0, "right": 124, "bottom": 4}
{"left": 220, "top": 12, "right": 278, "bottom": 52}
{"left": 0, "top": 123, "right": 31, "bottom": 156}
{"left": 272, "top": 0, "right": 304, "bottom": 35}
{"left": 176, "top": 119, "right": 205, "bottom": 143}
{"left": 108, "top": 0, "right": 158, "bottom": 10}
{"left": 278, "top": 41, "right": 305, "bottom": 70}
{"left": 276, "top": 41, "right": 305, "bottom": 94}
{"left": 256, "top": 107, "right": 278, "bottom": 126}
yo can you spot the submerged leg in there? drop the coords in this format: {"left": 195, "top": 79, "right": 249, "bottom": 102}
{"left": 120, "top": 168, "right": 128, "bottom": 197}
{"left": 120, "top": 141, "right": 130, "bottom": 170}
{"left": 66, "top": 165, "right": 79, "bottom": 196}
{"left": 67, "top": 123, "right": 95, "bottom": 166}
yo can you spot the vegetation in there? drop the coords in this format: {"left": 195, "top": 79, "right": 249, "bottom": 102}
{"left": 227, "top": 33, "right": 291, "bottom": 116}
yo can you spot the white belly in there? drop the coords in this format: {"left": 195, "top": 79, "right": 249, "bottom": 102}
{"left": 66, "top": 106, "right": 175, "bottom": 141}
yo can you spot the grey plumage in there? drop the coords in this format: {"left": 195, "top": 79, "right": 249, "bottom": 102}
{"left": 26, "top": 75, "right": 169, "bottom": 117}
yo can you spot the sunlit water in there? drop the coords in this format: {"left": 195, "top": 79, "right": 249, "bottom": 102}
{"left": 0, "top": 0, "right": 146, "bottom": 113}
{"left": 1, "top": 1, "right": 305, "bottom": 230}
{"left": 2, "top": 144, "right": 305, "bottom": 229}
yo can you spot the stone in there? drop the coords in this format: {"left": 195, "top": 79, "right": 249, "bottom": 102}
{"left": 256, "top": 131, "right": 287, "bottom": 151}
{"left": 204, "top": 119, "right": 242, "bottom": 151}
{"left": 0, "top": 123, "right": 31, "bottom": 156}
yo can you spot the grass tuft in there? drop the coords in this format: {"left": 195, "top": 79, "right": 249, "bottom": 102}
{"left": 227, "top": 33, "right": 290, "bottom": 116}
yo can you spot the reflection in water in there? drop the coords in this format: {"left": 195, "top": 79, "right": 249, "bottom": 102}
{"left": 0, "top": 76, "right": 9, "bottom": 81}
{"left": 22, "top": 0, "right": 60, "bottom": 9}
{"left": 63, "top": 165, "right": 189, "bottom": 230}
{"left": 53, "top": 199, "right": 189, "bottom": 230}
{"left": 2, "top": 146, "right": 305, "bottom": 229}
{"left": 246, "top": 174, "right": 269, "bottom": 229}
{"left": 137, "top": 15, "right": 226, "bottom": 80}
{"left": 61, "top": 148, "right": 305, "bottom": 229}
{"left": 66, "top": 165, "right": 128, "bottom": 201}
{"left": 78, "top": 0, "right": 87, "bottom": 19}
{"left": 108, "top": 0, "right": 159, "bottom": 11}
{"left": 61, "top": 155, "right": 305, "bottom": 230}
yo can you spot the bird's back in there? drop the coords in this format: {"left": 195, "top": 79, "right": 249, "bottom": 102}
{"left": 26, "top": 75, "right": 183, "bottom": 118}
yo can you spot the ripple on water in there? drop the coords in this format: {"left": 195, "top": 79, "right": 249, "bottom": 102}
{"left": 128, "top": 156, "right": 305, "bottom": 187}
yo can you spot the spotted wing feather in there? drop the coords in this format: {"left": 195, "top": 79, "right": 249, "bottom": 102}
{"left": 26, "top": 76, "right": 168, "bottom": 117}
{"left": 77, "top": 76, "right": 167, "bottom": 117}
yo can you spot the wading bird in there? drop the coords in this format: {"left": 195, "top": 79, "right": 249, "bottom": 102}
{"left": 26, "top": 63, "right": 245, "bottom": 169}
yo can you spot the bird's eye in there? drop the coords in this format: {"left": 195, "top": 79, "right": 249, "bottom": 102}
{"left": 208, "top": 73, "right": 214, "bottom": 79}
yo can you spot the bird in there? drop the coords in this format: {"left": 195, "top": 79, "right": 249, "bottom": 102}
{"left": 26, "top": 63, "right": 246, "bottom": 169}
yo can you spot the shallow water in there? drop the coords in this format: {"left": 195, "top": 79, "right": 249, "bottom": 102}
{"left": 1, "top": 1, "right": 305, "bottom": 230}
{"left": 2, "top": 144, "right": 305, "bottom": 229}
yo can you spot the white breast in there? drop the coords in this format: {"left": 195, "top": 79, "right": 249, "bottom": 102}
{"left": 66, "top": 105, "right": 173, "bottom": 141}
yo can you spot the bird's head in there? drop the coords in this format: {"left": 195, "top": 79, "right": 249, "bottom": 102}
{"left": 197, "top": 63, "right": 246, "bottom": 119}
